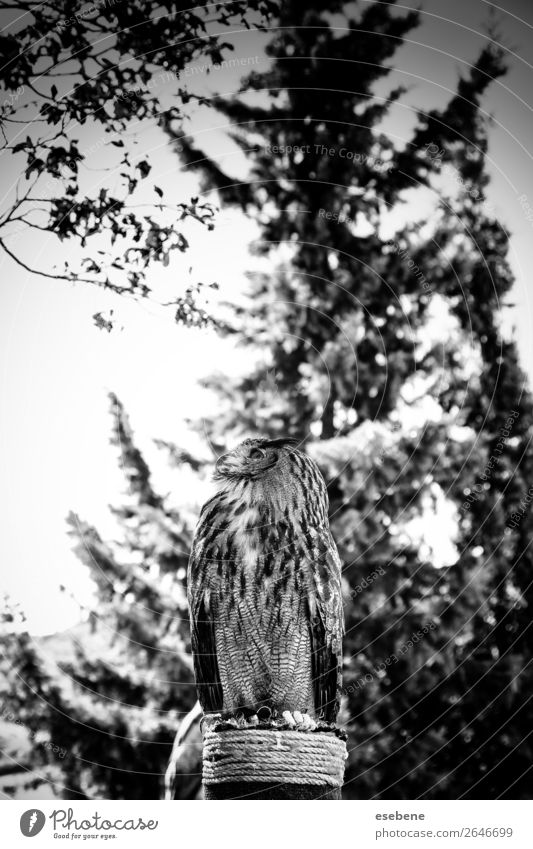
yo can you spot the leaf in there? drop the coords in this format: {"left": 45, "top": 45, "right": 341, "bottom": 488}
{"left": 136, "top": 160, "right": 151, "bottom": 178}
{"left": 154, "top": 185, "right": 163, "bottom": 198}
{"left": 92, "top": 312, "right": 113, "bottom": 332}
{"left": 83, "top": 260, "right": 101, "bottom": 273}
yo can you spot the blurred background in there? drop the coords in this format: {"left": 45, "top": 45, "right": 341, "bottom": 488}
{"left": 1, "top": 0, "right": 533, "bottom": 799}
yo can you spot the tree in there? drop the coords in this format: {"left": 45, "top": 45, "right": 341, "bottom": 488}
{"left": 0, "top": 395, "right": 202, "bottom": 799}
{"left": 0, "top": 0, "right": 275, "bottom": 326}
{"left": 402, "top": 43, "right": 533, "bottom": 799}
{"left": 0, "top": 598, "right": 68, "bottom": 797}
{"left": 176, "top": 0, "right": 533, "bottom": 798}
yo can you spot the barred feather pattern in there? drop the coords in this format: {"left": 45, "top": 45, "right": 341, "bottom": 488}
{"left": 187, "top": 440, "right": 343, "bottom": 722}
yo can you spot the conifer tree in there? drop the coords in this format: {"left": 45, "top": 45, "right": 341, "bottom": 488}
{"left": 177, "top": 0, "right": 533, "bottom": 798}
{"left": 405, "top": 45, "right": 533, "bottom": 799}
{"left": 1, "top": 396, "right": 200, "bottom": 799}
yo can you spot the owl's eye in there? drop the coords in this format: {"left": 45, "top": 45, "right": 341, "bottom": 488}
{"left": 249, "top": 447, "right": 265, "bottom": 460}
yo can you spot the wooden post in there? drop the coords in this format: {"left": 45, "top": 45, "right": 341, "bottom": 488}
{"left": 205, "top": 781, "right": 341, "bottom": 800}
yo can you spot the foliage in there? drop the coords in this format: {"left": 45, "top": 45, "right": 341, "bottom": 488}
{"left": 0, "top": 397, "right": 200, "bottom": 799}
{"left": 179, "top": 0, "right": 533, "bottom": 798}
{"left": 0, "top": 0, "right": 276, "bottom": 325}
{"left": 0, "top": 600, "right": 64, "bottom": 796}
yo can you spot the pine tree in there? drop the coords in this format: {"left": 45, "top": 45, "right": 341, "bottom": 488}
{"left": 404, "top": 42, "right": 533, "bottom": 799}
{"left": 176, "top": 0, "right": 533, "bottom": 798}
{"left": 1, "top": 396, "right": 200, "bottom": 799}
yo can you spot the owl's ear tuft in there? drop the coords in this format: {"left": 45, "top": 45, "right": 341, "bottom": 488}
{"left": 263, "top": 437, "right": 298, "bottom": 449}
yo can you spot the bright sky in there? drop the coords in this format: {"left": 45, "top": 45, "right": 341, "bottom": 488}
{"left": 1, "top": 0, "right": 533, "bottom": 634}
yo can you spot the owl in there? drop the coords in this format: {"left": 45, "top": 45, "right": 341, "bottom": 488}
{"left": 187, "top": 437, "right": 343, "bottom": 728}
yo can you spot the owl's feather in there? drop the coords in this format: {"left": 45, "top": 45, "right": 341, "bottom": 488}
{"left": 188, "top": 438, "right": 343, "bottom": 721}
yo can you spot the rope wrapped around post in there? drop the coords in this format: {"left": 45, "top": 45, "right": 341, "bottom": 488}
{"left": 201, "top": 716, "right": 347, "bottom": 800}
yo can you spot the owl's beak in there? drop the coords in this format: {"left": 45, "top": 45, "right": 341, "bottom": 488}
{"left": 215, "top": 452, "right": 230, "bottom": 471}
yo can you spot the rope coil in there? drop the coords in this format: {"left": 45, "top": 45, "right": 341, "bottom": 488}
{"left": 202, "top": 726, "right": 347, "bottom": 787}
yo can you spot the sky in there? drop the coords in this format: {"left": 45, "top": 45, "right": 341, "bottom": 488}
{"left": 1, "top": 0, "right": 533, "bottom": 634}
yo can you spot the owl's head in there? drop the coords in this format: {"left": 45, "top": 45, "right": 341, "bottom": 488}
{"left": 214, "top": 437, "right": 298, "bottom": 481}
